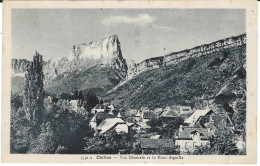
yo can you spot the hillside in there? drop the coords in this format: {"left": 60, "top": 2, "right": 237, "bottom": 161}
{"left": 11, "top": 34, "right": 246, "bottom": 110}
{"left": 45, "top": 65, "right": 124, "bottom": 96}
{"left": 105, "top": 45, "right": 246, "bottom": 111}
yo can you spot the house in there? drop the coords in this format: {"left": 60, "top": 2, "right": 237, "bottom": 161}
{"left": 89, "top": 112, "right": 110, "bottom": 131}
{"left": 140, "top": 138, "right": 175, "bottom": 154}
{"left": 157, "top": 106, "right": 177, "bottom": 117}
{"left": 134, "top": 110, "right": 143, "bottom": 123}
{"left": 91, "top": 104, "right": 105, "bottom": 114}
{"left": 108, "top": 109, "right": 119, "bottom": 118}
{"left": 106, "top": 104, "right": 115, "bottom": 111}
{"left": 108, "top": 109, "right": 126, "bottom": 119}
{"left": 157, "top": 107, "right": 179, "bottom": 127}
{"left": 176, "top": 106, "right": 192, "bottom": 114}
{"left": 103, "top": 102, "right": 110, "bottom": 106}
{"left": 164, "top": 106, "right": 173, "bottom": 114}
{"left": 154, "top": 108, "right": 164, "bottom": 117}
{"left": 77, "top": 106, "right": 88, "bottom": 115}
{"left": 174, "top": 125, "right": 212, "bottom": 152}
{"left": 96, "top": 118, "right": 128, "bottom": 135}
{"left": 159, "top": 105, "right": 192, "bottom": 117}
{"left": 184, "top": 109, "right": 215, "bottom": 126}
{"left": 69, "top": 100, "right": 78, "bottom": 111}
{"left": 47, "top": 96, "right": 59, "bottom": 103}
{"left": 127, "top": 109, "right": 138, "bottom": 117}
{"left": 142, "top": 110, "right": 157, "bottom": 123}
{"left": 160, "top": 116, "right": 179, "bottom": 127}
{"left": 126, "top": 116, "right": 135, "bottom": 123}
{"left": 136, "top": 110, "right": 156, "bottom": 129}
{"left": 194, "top": 114, "right": 234, "bottom": 131}
{"left": 108, "top": 110, "right": 116, "bottom": 118}
{"left": 127, "top": 123, "right": 141, "bottom": 133}
{"left": 161, "top": 109, "right": 177, "bottom": 117}
{"left": 130, "top": 109, "right": 157, "bottom": 129}
{"left": 116, "top": 111, "right": 123, "bottom": 118}
{"left": 140, "top": 107, "right": 150, "bottom": 111}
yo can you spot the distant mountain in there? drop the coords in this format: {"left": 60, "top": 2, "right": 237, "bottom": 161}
{"left": 11, "top": 35, "right": 128, "bottom": 95}
{"left": 104, "top": 34, "right": 246, "bottom": 117}
{"left": 11, "top": 34, "right": 246, "bottom": 115}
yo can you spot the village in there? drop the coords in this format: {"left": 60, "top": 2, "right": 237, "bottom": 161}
{"left": 46, "top": 96, "right": 244, "bottom": 154}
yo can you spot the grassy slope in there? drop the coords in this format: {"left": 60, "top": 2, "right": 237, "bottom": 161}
{"left": 45, "top": 65, "right": 124, "bottom": 96}
{"left": 105, "top": 45, "right": 246, "bottom": 110}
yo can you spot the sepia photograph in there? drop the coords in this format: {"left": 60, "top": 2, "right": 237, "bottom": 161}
{"left": 2, "top": 0, "right": 257, "bottom": 164}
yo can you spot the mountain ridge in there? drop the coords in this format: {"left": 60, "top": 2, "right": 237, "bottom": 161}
{"left": 11, "top": 34, "right": 246, "bottom": 101}
{"left": 12, "top": 35, "right": 128, "bottom": 81}
{"left": 11, "top": 35, "right": 128, "bottom": 95}
{"left": 126, "top": 33, "right": 246, "bottom": 80}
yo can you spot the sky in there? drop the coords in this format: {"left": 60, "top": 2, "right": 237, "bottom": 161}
{"left": 12, "top": 9, "right": 246, "bottom": 63}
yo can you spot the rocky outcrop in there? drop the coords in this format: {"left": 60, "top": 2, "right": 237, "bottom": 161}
{"left": 127, "top": 34, "right": 246, "bottom": 79}
{"left": 11, "top": 58, "right": 31, "bottom": 77}
{"left": 12, "top": 35, "right": 128, "bottom": 82}
{"left": 68, "top": 35, "right": 128, "bottom": 76}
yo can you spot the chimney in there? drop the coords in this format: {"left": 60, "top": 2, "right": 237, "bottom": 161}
{"left": 179, "top": 125, "right": 183, "bottom": 132}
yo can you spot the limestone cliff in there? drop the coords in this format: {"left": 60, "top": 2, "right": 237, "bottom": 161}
{"left": 11, "top": 35, "right": 128, "bottom": 82}
{"left": 68, "top": 35, "right": 127, "bottom": 75}
{"left": 127, "top": 34, "right": 246, "bottom": 79}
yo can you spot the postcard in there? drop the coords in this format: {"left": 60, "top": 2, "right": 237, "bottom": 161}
{"left": 2, "top": 0, "right": 257, "bottom": 164}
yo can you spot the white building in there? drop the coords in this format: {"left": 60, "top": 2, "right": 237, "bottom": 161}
{"left": 184, "top": 109, "right": 215, "bottom": 126}
{"left": 96, "top": 118, "right": 128, "bottom": 135}
{"left": 174, "top": 125, "right": 211, "bottom": 152}
{"left": 91, "top": 104, "right": 105, "bottom": 114}
{"left": 69, "top": 100, "right": 78, "bottom": 112}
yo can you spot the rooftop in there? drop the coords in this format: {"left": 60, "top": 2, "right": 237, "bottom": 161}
{"left": 175, "top": 126, "right": 211, "bottom": 140}
{"left": 93, "top": 104, "right": 105, "bottom": 109}
{"left": 143, "top": 110, "right": 156, "bottom": 119}
{"left": 90, "top": 112, "right": 110, "bottom": 122}
{"left": 69, "top": 100, "right": 78, "bottom": 105}
{"left": 97, "top": 118, "right": 126, "bottom": 134}
{"left": 184, "top": 109, "right": 214, "bottom": 125}
{"left": 150, "top": 135, "right": 162, "bottom": 139}
{"left": 140, "top": 138, "right": 174, "bottom": 149}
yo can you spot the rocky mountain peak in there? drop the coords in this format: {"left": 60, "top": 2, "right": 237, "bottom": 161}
{"left": 12, "top": 35, "right": 128, "bottom": 83}
{"left": 67, "top": 34, "right": 128, "bottom": 76}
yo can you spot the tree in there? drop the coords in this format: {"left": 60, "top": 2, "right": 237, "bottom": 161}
{"left": 28, "top": 122, "right": 57, "bottom": 154}
{"left": 10, "top": 107, "right": 33, "bottom": 153}
{"left": 210, "top": 127, "right": 239, "bottom": 155}
{"left": 189, "top": 127, "right": 239, "bottom": 155}
{"left": 26, "top": 99, "right": 94, "bottom": 154}
{"left": 84, "top": 130, "right": 133, "bottom": 154}
{"left": 11, "top": 94, "right": 23, "bottom": 110}
{"left": 162, "top": 117, "right": 184, "bottom": 138}
{"left": 146, "top": 118, "right": 163, "bottom": 133}
{"left": 191, "top": 145, "right": 212, "bottom": 155}
{"left": 23, "top": 51, "right": 45, "bottom": 126}
{"left": 41, "top": 99, "right": 94, "bottom": 154}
